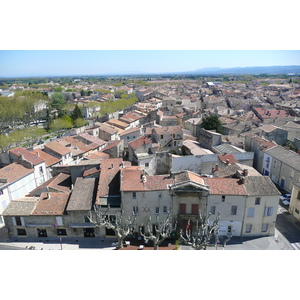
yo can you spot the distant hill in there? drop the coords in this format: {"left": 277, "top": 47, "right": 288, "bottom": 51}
{"left": 190, "top": 65, "right": 300, "bottom": 75}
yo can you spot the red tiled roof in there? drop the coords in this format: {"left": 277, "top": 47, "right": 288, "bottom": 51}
{"left": 0, "top": 162, "right": 33, "bottom": 183}
{"left": 29, "top": 173, "right": 71, "bottom": 195}
{"left": 96, "top": 158, "right": 123, "bottom": 201}
{"left": 154, "top": 125, "right": 183, "bottom": 135}
{"left": 32, "top": 149, "right": 61, "bottom": 167}
{"left": 32, "top": 192, "right": 70, "bottom": 215}
{"left": 44, "top": 141, "right": 71, "bottom": 156}
{"left": 218, "top": 154, "right": 238, "bottom": 165}
{"left": 61, "top": 136, "right": 94, "bottom": 153}
{"left": 101, "top": 140, "right": 123, "bottom": 152}
{"left": 76, "top": 133, "right": 107, "bottom": 147}
{"left": 9, "top": 147, "right": 45, "bottom": 165}
{"left": 253, "top": 107, "right": 289, "bottom": 118}
{"left": 128, "top": 135, "right": 152, "bottom": 150}
{"left": 246, "top": 133, "right": 277, "bottom": 150}
{"left": 86, "top": 151, "right": 110, "bottom": 160}
{"left": 204, "top": 178, "right": 247, "bottom": 195}
{"left": 121, "top": 168, "right": 173, "bottom": 192}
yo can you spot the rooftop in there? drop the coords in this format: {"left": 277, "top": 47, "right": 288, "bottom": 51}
{"left": 121, "top": 168, "right": 173, "bottom": 192}
{"left": 9, "top": 147, "right": 45, "bottom": 165}
{"left": 2, "top": 197, "right": 39, "bottom": 216}
{"left": 32, "top": 192, "right": 70, "bottom": 215}
{"left": 67, "top": 177, "right": 96, "bottom": 211}
{"left": 44, "top": 141, "right": 71, "bottom": 156}
{"left": 0, "top": 162, "right": 33, "bottom": 185}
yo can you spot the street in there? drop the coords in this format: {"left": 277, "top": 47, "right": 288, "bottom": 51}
{"left": 275, "top": 204, "right": 300, "bottom": 250}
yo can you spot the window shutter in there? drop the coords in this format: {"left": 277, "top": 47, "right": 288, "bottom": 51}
{"left": 56, "top": 216, "right": 63, "bottom": 226}
{"left": 264, "top": 207, "right": 268, "bottom": 217}
{"left": 12, "top": 217, "right": 16, "bottom": 226}
{"left": 20, "top": 217, "right": 25, "bottom": 226}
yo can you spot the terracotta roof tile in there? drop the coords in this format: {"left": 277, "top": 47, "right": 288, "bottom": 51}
{"left": 121, "top": 168, "right": 173, "bottom": 192}
{"left": 32, "top": 149, "right": 61, "bottom": 167}
{"left": 9, "top": 147, "right": 45, "bottom": 165}
{"left": 44, "top": 141, "right": 71, "bottom": 156}
{"left": 204, "top": 177, "right": 247, "bottom": 195}
{"left": 128, "top": 135, "right": 152, "bottom": 150}
{"left": 32, "top": 192, "right": 70, "bottom": 215}
{"left": 0, "top": 163, "right": 33, "bottom": 184}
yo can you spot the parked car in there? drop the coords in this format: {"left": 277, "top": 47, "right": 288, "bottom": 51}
{"left": 282, "top": 199, "right": 290, "bottom": 206}
{"left": 279, "top": 194, "right": 291, "bottom": 201}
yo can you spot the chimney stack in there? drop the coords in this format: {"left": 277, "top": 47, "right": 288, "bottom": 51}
{"left": 241, "top": 176, "right": 245, "bottom": 184}
{"left": 243, "top": 169, "right": 248, "bottom": 176}
{"left": 225, "top": 159, "right": 230, "bottom": 165}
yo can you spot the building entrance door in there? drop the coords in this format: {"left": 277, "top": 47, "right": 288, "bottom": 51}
{"left": 84, "top": 228, "right": 95, "bottom": 237}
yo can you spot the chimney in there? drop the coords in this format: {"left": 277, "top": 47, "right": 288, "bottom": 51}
{"left": 240, "top": 176, "right": 245, "bottom": 184}
{"left": 243, "top": 169, "right": 248, "bottom": 176}
{"left": 212, "top": 163, "right": 219, "bottom": 173}
{"left": 225, "top": 159, "right": 230, "bottom": 165}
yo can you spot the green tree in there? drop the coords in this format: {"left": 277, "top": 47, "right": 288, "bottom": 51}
{"left": 74, "top": 118, "right": 87, "bottom": 128}
{"left": 71, "top": 104, "right": 84, "bottom": 121}
{"left": 49, "top": 117, "right": 73, "bottom": 132}
{"left": 51, "top": 92, "right": 66, "bottom": 110}
{"left": 201, "top": 115, "right": 222, "bottom": 133}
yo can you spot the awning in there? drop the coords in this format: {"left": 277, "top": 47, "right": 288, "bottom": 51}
{"left": 26, "top": 223, "right": 52, "bottom": 228}
{"left": 69, "top": 223, "right": 95, "bottom": 228}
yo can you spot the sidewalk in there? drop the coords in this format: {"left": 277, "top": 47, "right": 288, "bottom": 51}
{"left": 0, "top": 236, "right": 118, "bottom": 250}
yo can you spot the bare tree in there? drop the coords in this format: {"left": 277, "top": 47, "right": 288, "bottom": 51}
{"left": 140, "top": 212, "right": 174, "bottom": 250}
{"left": 89, "top": 205, "right": 136, "bottom": 249}
{"left": 180, "top": 211, "right": 231, "bottom": 250}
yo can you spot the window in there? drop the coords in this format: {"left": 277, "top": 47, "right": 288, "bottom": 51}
{"left": 297, "top": 191, "right": 300, "bottom": 200}
{"left": 227, "top": 226, "right": 232, "bottom": 234}
{"left": 56, "top": 216, "right": 63, "bottom": 226}
{"left": 266, "top": 163, "right": 269, "bottom": 169}
{"left": 179, "top": 203, "right": 186, "bottom": 214}
{"left": 247, "top": 208, "right": 255, "bottom": 218}
{"left": 133, "top": 206, "right": 138, "bottom": 215}
{"left": 160, "top": 135, "right": 163, "bottom": 139}
{"left": 15, "top": 216, "right": 22, "bottom": 226}
{"left": 39, "top": 166, "right": 44, "bottom": 175}
{"left": 222, "top": 195, "right": 225, "bottom": 202}
{"left": 158, "top": 192, "right": 162, "bottom": 199}
{"left": 145, "top": 163, "right": 149, "bottom": 168}
{"left": 264, "top": 207, "right": 274, "bottom": 217}
{"left": 245, "top": 224, "right": 252, "bottom": 233}
{"left": 210, "top": 206, "right": 216, "bottom": 215}
{"left": 17, "top": 228, "right": 26, "bottom": 236}
{"left": 192, "top": 204, "right": 199, "bottom": 215}
{"left": 255, "top": 197, "right": 261, "bottom": 205}
{"left": 290, "top": 169, "right": 295, "bottom": 178}
{"left": 273, "top": 160, "right": 277, "bottom": 168}
{"left": 57, "top": 229, "right": 67, "bottom": 236}
{"left": 155, "top": 207, "right": 159, "bottom": 214}
{"left": 84, "top": 216, "right": 90, "bottom": 223}
{"left": 163, "top": 206, "right": 167, "bottom": 214}
{"left": 295, "top": 208, "right": 300, "bottom": 214}
{"left": 109, "top": 215, "right": 116, "bottom": 224}
{"left": 132, "top": 192, "right": 136, "bottom": 199}
{"left": 231, "top": 205, "right": 237, "bottom": 215}
{"left": 2, "top": 200, "right": 7, "bottom": 209}
{"left": 261, "top": 223, "right": 268, "bottom": 232}
{"left": 37, "top": 228, "right": 47, "bottom": 237}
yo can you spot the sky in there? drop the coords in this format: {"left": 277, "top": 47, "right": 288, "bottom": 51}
{"left": 0, "top": 50, "right": 300, "bottom": 77}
